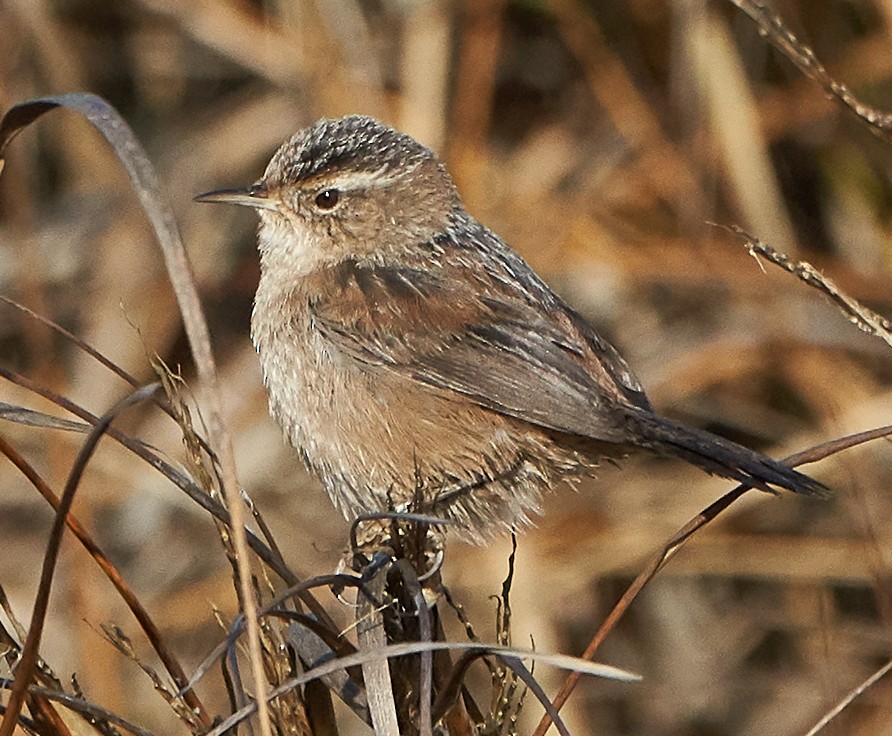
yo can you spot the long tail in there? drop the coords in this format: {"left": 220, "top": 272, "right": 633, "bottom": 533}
{"left": 624, "top": 407, "right": 828, "bottom": 497}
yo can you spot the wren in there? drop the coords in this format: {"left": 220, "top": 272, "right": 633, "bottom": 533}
{"left": 196, "top": 115, "right": 825, "bottom": 542}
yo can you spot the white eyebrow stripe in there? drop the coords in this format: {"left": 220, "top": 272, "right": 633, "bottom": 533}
{"left": 323, "top": 161, "right": 421, "bottom": 191}
{"left": 325, "top": 167, "right": 396, "bottom": 191}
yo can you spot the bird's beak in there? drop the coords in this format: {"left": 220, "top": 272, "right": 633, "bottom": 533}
{"left": 194, "top": 183, "right": 279, "bottom": 211}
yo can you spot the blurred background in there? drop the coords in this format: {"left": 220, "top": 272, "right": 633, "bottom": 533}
{"left": 1, "top": 0, "right": 892, "bottom": 733}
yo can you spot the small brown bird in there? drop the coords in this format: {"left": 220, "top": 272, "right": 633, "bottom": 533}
{"left": 197, "top": 115, "right": 825, "bottom": 542}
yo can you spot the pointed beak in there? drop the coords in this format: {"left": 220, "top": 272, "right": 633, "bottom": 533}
{"left": 193, "top": 183, "right": 279, "bottom": 211}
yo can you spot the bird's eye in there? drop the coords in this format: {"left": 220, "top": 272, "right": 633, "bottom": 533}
{"left": 314, "top": 189, "right": 340, "bottom": 210}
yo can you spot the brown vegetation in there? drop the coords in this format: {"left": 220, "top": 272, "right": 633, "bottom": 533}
{"left": 1, "top": 1, "right": 892, "bottom": 734}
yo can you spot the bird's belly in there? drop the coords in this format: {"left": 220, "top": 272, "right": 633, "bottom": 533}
{"left": 257, "top": 327, "right": 587, "bottom": 540}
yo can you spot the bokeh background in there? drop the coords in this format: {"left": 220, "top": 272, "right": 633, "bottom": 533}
{"left": 2, "top": 0, "right": 892, "bottom": 734}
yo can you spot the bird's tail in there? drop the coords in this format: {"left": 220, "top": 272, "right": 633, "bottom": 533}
{"left": 624, "top": 407, "right": 828, "bottom": 497}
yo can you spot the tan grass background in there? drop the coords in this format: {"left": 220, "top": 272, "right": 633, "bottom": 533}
{"left": 1, "top": 1, "right": 892, "bottom": 734}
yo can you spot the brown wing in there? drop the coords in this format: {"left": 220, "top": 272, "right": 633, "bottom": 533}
{"left": 305, "top": 236, "right": 652, "bottom": 445}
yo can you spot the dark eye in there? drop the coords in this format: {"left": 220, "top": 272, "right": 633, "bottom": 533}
{"left": 314, "top": 189, "right": 340, "bottom": 210}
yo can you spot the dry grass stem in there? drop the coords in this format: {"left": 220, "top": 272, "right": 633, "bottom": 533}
{"left": 723, "top": 224, "right": 892, "bottom": 348}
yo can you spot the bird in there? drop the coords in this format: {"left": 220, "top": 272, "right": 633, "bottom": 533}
{"left": 196, "top": 114, "right": 825, "bottom": 543}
